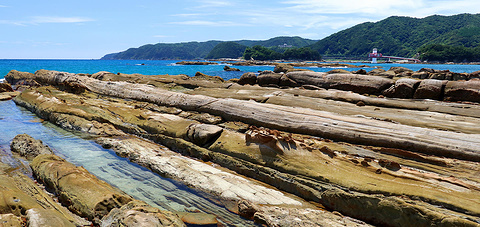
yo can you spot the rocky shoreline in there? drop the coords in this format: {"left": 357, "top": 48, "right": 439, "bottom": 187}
{"left": 1, "top": 67, "right": 480, "bottom": 226}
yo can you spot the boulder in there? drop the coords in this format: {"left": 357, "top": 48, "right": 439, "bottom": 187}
{"left": 382, "top": 78, "right": 420, "bottom": 99}
{"left": 0, "top": 214, "right": 24, "bottom": 226}
{"left": 193, "top": 72, "right": 224, "bottom": 82}
{"left": 90, "top": 71, "right": 117, "bottom": 80}
{"left": 273, "top": 63, "right": 294, "bottom": 73}
{"left": 388, "top": 67, "right": 413, "bottom": 74}
{"left": 413, "top": 79, "right": 448, "bottom": 100}
{"left": 10, "top": 134, "right": 54, "bottom": 160}
{"left": 326, "top": 69, "right": 350, "bottom": 74}
{"left": 367, "top": 68, "right": 386, "bottom": 76}
{"left": 279, "top": 74, "right": 298, "bottom": 87}
{"left": 468, "top": 70, "right": 480, "bottom": 80}
{"left": 31, "top": 154, "right": 133, "bottom": 222}
{"left": 444, "top": 80, "right": 480, "bottom": 103}
{"left": 237, "top": 72, "right": 257, "bottom": 85}
{"left": 223, "top": 65, "right": 240, "bottom": 71}
{"left": 419, "top": 68, "right": 435, "bottom": 73}
{"left": 0, "top": 83, "right": 14, "bottom": 93}
{"left": 287, "top": 71, "right": 394, "bottom": 95}
{"left": 101, "top": 200, "right": 185, "bottom": 227}
{"left": 185, "top": 123, "right": 223, "bottom": 147}
{"left": 411, "top": 71, "right": 430, "bottom": 79}
{"left": 428, "top": 73, "right": 445, "bottom": 80}
{"left": 451, "top": 72, "right": 468, "bottom": 81}
{"left": 26, "top": 208, "right": 75, "bottom": 227}
{"left": 354, "top": 69, "right": 367, "bottom": 75}
{"left": 377, "top": 70, "right": 396, "bottom": 79}
{"left": 4, "top": 70, "right": 35, "bottom": 86}
{"left": 257, "top": 73, "right": 282, "bottom": 87}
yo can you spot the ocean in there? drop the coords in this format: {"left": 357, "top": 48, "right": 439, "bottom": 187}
{"left": 1, "top": 59, "right": 480, "bottom": 81}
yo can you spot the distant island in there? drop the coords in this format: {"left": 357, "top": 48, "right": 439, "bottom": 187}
{"left": 102, "top": 13, "right": 480, "bottom": 63}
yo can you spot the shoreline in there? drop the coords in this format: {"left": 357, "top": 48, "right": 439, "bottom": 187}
{"left": 1, "top": 69, "right": 479, "bottom": 226}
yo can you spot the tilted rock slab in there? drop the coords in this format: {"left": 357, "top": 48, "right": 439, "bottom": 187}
{"left": 26, "top": 70, "right": 480, "bottom": 161}
{"left": 286, "top": 71, "right": 394, "bottom": 95}
{"left": 10, "top": 134, "right": 185, "bottom": 226}
{"left": 30, "top": 154, "right": 134, "bottom": 222}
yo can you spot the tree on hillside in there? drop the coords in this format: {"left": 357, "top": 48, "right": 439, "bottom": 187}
{"left": 243, "top": 45, "right": 282, "bottom": 60}
{"left": 205, "top": 42, "right": 248, "bottom": 59}
{"left": 418, "top": 44, "right": 480, "bottom": 62}
{"left": 283, "top": 47, "right": 321, "bottom": 60}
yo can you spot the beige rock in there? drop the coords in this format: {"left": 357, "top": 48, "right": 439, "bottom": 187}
{"left": 101, "top": 200, "right": 185, "bottom": 227}
{"left": 31, "top": 154, "right": 133, "bottom": 222}
{"left": 10, "top": 134, "right": 54, "bottom": 160}
{"left": 444, "top": 80, "right": 480, "bottom": 103}
{"left": 26, "top": 208, "right": 75, "bottom": 227}
{"left": 0, "top": 214, "right": 24, "bottom": 227}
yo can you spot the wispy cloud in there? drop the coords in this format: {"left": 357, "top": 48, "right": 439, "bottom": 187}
{"left": 195, "top": 0, "right": 234, "bottom": 8}
{"left": 170, "top": 20, "right": 246, "bottom": 27}
{"left": 31, "top": 16, "right": 94, "bottom": 24}
{"left": 172, "top": 13, "right": 202, "bottom": 17}
{"left": 0, "top": 5, "right": 7, "bottom": 7}
{"left": 153, "top": 35, "right": 171, "bottom": 38}
{"left": 0, "top": 16, "right": 94, "bottom": 26}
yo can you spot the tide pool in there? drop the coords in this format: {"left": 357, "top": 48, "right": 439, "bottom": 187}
{"left": 0, "top": 100, "right": 255, "bottom": 226}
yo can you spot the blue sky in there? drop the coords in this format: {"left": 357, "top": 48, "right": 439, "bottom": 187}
{"left": 1, "top": 0, "right": 480, "bottom": 59}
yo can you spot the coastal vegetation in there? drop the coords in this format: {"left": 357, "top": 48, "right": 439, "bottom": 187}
{"left": 309, "top": 13, "right": 480, "bottom": 60}
{"left": 243, "top": 45, "right": 321, "bottom": 60}
{"left": 418, "top": 44, "right": 480, "bottom": 62}
{"left": 102, "top": 36, "right": 317, "bottom": 60}
{"left": 205, "top": 42, "right": 247, "bottom": 59}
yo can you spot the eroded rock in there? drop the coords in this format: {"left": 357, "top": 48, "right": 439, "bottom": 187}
{"left": 444, "top": 80, "right": 480, "bottom": 102}
{"left": 31, "top": 154, "right": 133, "bottom": 222}
{"left": 101, "top": 200, "right": 185, "bottom": 227}
{"left": 382, "top": 78, "right": 420, "bottom": 99}
{"left": 10, "top": 134, "right": 54, "bottom": 160}
{"left": 413, "top": 79, "right": 448, "bottom": 100}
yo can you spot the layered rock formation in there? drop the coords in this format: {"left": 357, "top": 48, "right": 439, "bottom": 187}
{"left": 235, "top": 67, "right": 480, "bottom": 103}
{"left": 5, "top": 69, "right": 480, "bottom": 226}
{"left": 9, "top": 134, "right": 186, "bottom": 226}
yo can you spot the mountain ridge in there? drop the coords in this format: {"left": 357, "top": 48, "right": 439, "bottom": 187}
{"left": 308, "top": 13, "right": 480, "bottom": 58}
{"left": 101, "top": 36, "right": 317, "bottom": 60}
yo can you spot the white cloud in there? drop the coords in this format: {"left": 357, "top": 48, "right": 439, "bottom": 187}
{"left": 195, "top": 0, "right": 234, "bottom": 8}
{"left": 31, "top": 16, "right": 94, "bottom": 24}
{"left": 172, "top": 13, "right": 202, "bottom": 17}
{"left": 0, "top": 5, "right": 7, "bottom": 7}
{"left": 153, "top": 35, "right": 171, "bottom": 38}
{"left": 170, "top": 20, "right": 246, "bottom": 27}
{"left": 0, "top": 16, "right": 94, "bottom": 26}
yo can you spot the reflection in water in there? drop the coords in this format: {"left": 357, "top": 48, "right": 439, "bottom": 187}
{"left": 0, "top": 100, "right": 255, "bottom": 226}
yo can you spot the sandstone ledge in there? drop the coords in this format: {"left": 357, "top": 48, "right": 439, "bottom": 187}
{"left": 6, "top": 69, "right": 480, "bottom": 226}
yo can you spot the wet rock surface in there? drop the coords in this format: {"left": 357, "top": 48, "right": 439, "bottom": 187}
{"left": 8, "top": 134, "right": 186, "bottom": 226}
{"left": 5, "top": 69, "right": 480, "bottom": 226}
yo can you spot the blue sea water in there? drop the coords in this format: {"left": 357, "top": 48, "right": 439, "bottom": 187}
{"left": 1, "top": 59, "right": 480, "bottom": 81}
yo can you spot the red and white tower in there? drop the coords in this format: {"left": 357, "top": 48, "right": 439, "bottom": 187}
{"left": 368, "top": 48, "right": 382, "bottom": 63}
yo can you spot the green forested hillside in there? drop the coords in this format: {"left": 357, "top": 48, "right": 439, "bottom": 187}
{"left": 101, "top": 41, "right": 222, "bottom": 60}
{"left": 102, "top": 36, "right": 317, "bottom": 60}
{"left": 205, "top": 42, "right": 248, "bottom": 59}
{"left": 309, "top": 13, "right": 480, "bottom": 58}
{"left": 236, "top": 36, "right": 317, "bottom": 48}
